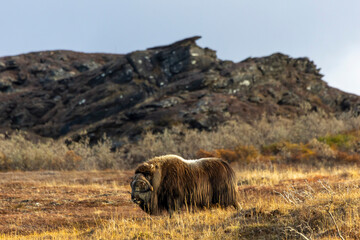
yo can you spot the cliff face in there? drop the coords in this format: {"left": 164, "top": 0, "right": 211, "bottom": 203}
{"left": 0, "top": 36, "right": 359, "bottom": 146}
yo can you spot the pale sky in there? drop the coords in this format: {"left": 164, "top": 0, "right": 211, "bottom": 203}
{"left": 1, "top": 1, "right": 359, "bottom": 95}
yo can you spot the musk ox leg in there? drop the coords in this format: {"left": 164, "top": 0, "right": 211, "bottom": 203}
{"left": 166, "top": 198, "right": 176, "bottom": 218}
{"left": 166, "top": 196, "right": 182, "bottom": 217}
{"left": 148, "top": 165, "right": 162, "bottom": 215}
{"left": 150, "top": 192, "right": 160, "bottom": 215}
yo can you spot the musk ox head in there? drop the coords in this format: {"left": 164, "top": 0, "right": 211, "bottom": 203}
{"left": 130, "top": 173, "right": 153, "bottom": 212}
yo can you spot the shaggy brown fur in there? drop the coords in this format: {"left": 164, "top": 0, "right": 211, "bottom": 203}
{"left": 130, "top": 155, "right": 240, "bottom": 215}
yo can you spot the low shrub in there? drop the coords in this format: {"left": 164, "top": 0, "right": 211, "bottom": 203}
{"left": 197, "top": 145, "right": 259, "bottom": 163}
{"left": 336, "top": 151, "right": 360, "bottom": 164}
{"left": 1, "top": 112, "right": 360, "bottom": 171}
{"left": 0, "top": 132, "right": 126, "bottom": 171}
{"left": 127, "top": 113, "right": 360, "bottom": 164}
{"left": 318, "top": 133, "right": 355, "bottom": 150}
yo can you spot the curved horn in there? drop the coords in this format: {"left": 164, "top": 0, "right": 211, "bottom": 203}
{"left": 132, "top": 174, "right": 154, "bottom": 192}
{"left": 142, "top": 177, "right": 154, "bottom": 191}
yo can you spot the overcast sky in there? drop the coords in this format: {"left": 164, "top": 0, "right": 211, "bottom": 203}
{"left": 1, "top": 1, "right": 359, "bottom": 95}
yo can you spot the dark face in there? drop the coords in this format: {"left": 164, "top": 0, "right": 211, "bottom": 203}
{"left": 130, "top": 173, "right": 153, "bottom": 212}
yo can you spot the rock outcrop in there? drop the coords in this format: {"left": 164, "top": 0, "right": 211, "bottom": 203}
{"left": 1, "top": 36, "right": 359, "bottom": 147}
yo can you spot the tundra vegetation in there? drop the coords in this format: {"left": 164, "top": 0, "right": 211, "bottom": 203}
{"left": 1, "top": 112, "right": 360, "bottom": 239}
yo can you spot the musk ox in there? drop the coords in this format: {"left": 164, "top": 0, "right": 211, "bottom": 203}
{"left": 130, "top": 154, "right": 240, "bottom": 215}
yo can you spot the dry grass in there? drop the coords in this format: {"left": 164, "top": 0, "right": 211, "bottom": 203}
{"left": 1, "top": 164, "right": 360, "bottom": 239}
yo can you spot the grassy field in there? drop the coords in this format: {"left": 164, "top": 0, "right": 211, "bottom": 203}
{"left": 1, "top": 113, "right": 360, "bottom": 239}
{"left": 1, "top": 163, "right": 360, "bottom": 239}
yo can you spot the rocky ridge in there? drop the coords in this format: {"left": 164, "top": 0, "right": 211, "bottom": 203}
{"left": 0, "top": 36, "right": 359, "bottom": 147}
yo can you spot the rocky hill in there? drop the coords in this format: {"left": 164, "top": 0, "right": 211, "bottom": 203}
{"left": 1, "top": 36, "right": 359, "bottom": 148}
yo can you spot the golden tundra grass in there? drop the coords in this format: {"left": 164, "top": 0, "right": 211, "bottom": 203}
{"left": 2, "top": 163, "right": 360, "bottom": 240}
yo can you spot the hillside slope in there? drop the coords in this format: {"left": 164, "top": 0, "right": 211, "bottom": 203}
{"left": 0, "top": 36, "right": 359, "bottom": 146}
